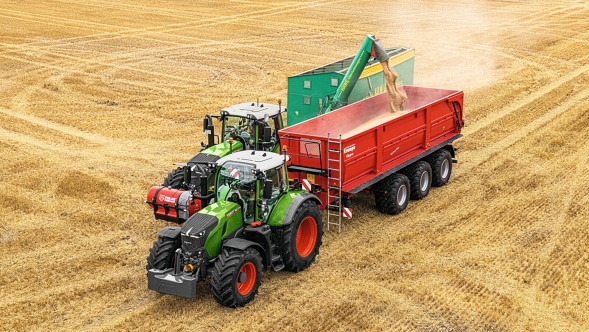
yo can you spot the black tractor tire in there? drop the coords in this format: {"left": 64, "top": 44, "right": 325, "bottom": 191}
{"left": 146, "top": 236, "right": 180, "bottom": 272}
{"left": 401, "top": 161, "right": 432, "bottom": 200}
{"left": 282, "top": 200, "right": 324, "bottom": 272}
{"left": 373, "top": 173, "right": 410, "bottom": 215}
{"left": 427, "top": 149, "right": 452, "bottom": 187}
{"left": 211, "top": 247, "right": 263, "bottom": 307}
{"left": 162, "top": 167, "right": 184, "bottom": 189}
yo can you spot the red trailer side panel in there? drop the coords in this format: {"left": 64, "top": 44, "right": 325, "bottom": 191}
{"left": 280, "top": 86, "right": 464, "bottom": 193}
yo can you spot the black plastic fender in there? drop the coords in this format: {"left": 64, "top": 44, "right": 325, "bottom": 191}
{"left": 223, "top": 238, "right": 268, "bottom": 269}
{"left": 157, "top": 226, "right": 181, "bottom": 239}
{"left": 282, "top": 192, "right": 321, "bottom": 226}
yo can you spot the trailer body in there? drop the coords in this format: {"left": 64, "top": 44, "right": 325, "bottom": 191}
{"left": 279, "top": 86, "right": 464, "bottom": 211}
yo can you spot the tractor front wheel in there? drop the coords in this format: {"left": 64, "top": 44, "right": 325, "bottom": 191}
{"left": 211, "top": 248, "right": 263, "bottom": 307}
{"left": 146, "top": 236, "right": 180, "bottom": 272}
{"left": 373, "top": 173, "right": 410, "bottom": 215}
{"left": 282, "top": 200, "right": 324, "bottom": 272}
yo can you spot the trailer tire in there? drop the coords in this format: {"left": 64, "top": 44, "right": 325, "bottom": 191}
{"left": 402, "top": 161, "right": 432, "bottom": 200}
{"left": 146, "top": 236, "right": 180, "bottom": 272}
{"left": 282, "top": 200, "right": 323, "bottom": 272}
{"left": 373, "top": 173, "right": 410, "bottom": 215}
{"left": 211, "top": 247, "right": 263, "bottom": 307}
{"left": 162, "top": 168, "right": 184, "bottom": 189}
{"left": 428, "top": 149, "right": 452, "bottom": 187}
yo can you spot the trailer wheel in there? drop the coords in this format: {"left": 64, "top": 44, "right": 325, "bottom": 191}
{"left": 146, "top": 236, "right": 180, "bottom": 272}
{"left": 428, "top": 149, "right": 452, "bottom": 187}
{"left": 402, "top": 161, "right": 432, "bottom": 200}
{"left": 282, "top": 200, "right": 324, "bottom": 272}
{"left": 162, "top": 167, "right": 184, "bottom": 189}
{"left": 211, "top": 247, "right": 263, "bottom": 307}
{"left": 373, "top": 173, "right": 410, "bottom": 215}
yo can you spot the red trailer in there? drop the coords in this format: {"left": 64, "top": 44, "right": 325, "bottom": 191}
{"left": 279, "top": 86, "right": 464, "bottom": 231}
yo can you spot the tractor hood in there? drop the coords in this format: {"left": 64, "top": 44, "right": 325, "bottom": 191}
{"left": 180, "top": 213, "right": 218, "bottom": 254}
{"left": 200, "top": 140, "right": 244, "bottom": 158}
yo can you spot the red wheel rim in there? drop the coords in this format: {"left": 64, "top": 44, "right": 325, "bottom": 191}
{"left": 296, "top": 216, "right": 317, "bottom": 258}
{"left": 237, "top": 262, "right": 256, "bottom": 295}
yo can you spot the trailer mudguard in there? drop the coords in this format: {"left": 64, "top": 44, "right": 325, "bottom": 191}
{"left": 223, "top": 238, "right": 268, "bottom": 268}
{"left": 157, "top": 226, "right": 181, "bottom": 239}
{"left": 268, "top": 192, "right": 321, "bottom": 227}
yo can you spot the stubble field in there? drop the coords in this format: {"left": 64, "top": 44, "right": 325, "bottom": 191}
{"left": 1, "top": 0, "right": 588, "bottom": 331}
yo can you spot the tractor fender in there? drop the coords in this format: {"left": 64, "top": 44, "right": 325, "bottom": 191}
{"left": 223, "top": 238, "right": 268, "bottom": 269}
{"left": 282, "top": 192, "right": 322, "bottom": 227}
{"left": 157, "top": 226, "right": 181, "bottom": 239}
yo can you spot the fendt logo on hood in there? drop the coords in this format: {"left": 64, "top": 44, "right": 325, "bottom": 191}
{"left": 158, "top": 195, "right": 176, "bottom": 203}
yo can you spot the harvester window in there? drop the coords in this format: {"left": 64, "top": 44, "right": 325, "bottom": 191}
{"left": 331, "top": 78, "right": 338, "bottom": 86}
{"left": 304, "top": 80, "right": 311, "bottom": 89}
{"left": 303, "top": 96, "right": 311, "bottom": 105}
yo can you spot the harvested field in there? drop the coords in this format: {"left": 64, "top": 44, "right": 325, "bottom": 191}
{"left": 1, "top": 0, "right": 589, "bottom": 331}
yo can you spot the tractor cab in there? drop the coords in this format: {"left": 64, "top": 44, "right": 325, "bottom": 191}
{"left": 203, "top": 102, "right": 285, "bottom": 153}
{"left": 216, "top": 150, "right": 288, "bottom": 224}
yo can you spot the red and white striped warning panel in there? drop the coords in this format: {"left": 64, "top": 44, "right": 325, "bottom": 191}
{"left": 302, "top": 178, "right": 312, "bottom": 191}
{"left": 343, "top": 207, "right": 352, "bottom": 219}
{"left": 230, "top": 168, "right": 239, "bottom": 179}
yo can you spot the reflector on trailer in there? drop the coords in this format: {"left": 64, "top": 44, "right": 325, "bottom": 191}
{"left": 302, "top": 178, "right": 313, "bottom": 192}
{"left": 343, "top": 207, "right": 352, "bottom": 219}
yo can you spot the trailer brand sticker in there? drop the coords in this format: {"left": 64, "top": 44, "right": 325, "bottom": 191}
{"left": 158, "top": 195, "right": 176, "bottom": 204}
{"left": 344, "top": 144, "right": 356, "bottom": 154}
{"left": 344, "top": 144, "right": 356, "bottom": 158}
{"left": 226, "top": 207, "right": 240, "bottom": 218}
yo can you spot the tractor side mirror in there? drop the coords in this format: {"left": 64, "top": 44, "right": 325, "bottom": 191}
{"left": 263, "top": 126, "right": 272, "bottom": 143}
{"left": 183, "top": 165, "right": 191, "bottom": 188}
{"left": 263, "top": 179, "right": 273, "bottom": 199}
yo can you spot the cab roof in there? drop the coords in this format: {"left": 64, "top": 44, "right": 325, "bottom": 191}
{"left": 220, "top": 102, "right": 282, "bottom": 119}
{"left": 217, "top": 150, "right": 288, "bottom": 172}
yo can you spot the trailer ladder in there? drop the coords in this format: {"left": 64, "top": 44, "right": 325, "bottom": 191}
{"left": 326, "top": 133, "right": 343, "bottom": 232}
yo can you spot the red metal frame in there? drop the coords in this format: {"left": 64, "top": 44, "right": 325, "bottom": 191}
{"left": 280, "top": 86, "right": 464, "bottom": 211}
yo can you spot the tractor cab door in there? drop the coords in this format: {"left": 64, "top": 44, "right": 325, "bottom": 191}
{"left": 217, "top": 161, "right": 257, "bottom": 224}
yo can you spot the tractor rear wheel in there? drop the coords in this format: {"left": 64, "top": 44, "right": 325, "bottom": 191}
{"left": 211, "top": 248, "right": 263, "bottom": 307}
{"left": 282, "top": 200, "right": 323, "bottom": 272}
{"left": 402, "top": 161, "right": 432, "bottom": 200}
{"left": 146, "top": 236, "right": 180, "bottom": 272}
{"left": 428, "top": 149, "right": 452, "bottom": 187}
{"left": 373, "top": 173, "right": 410, "bottom": 215}
{"left": 162, "top": 167, "right": 184, "bottom": 189}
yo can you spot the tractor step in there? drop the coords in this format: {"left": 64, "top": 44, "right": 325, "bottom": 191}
{"left": 271, "top": 254, "right": 284, "bottom": 271}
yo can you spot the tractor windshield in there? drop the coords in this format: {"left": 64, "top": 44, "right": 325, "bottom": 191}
{"left": 217, "top": 161, "right": 257, "bottom": 223}
{"left": 223, "top": 116, "right": 255, "bottom": 148}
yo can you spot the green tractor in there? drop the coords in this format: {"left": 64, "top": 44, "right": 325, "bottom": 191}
{"left": 161, "top": 102, "right": 285, "bottom": 191}
{"left": 147, "top": 150, "right": 324, "bottom": 307}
